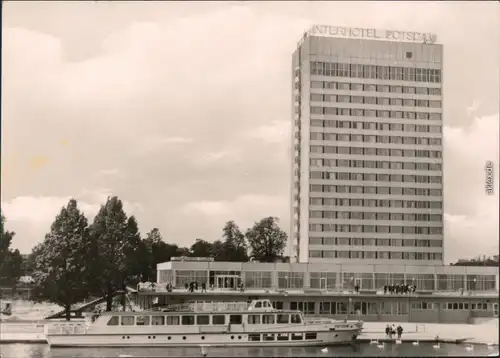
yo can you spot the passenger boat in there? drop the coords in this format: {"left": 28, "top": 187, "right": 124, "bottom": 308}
{"left": 45, "top": 299, "right": 363, "bottom": 348}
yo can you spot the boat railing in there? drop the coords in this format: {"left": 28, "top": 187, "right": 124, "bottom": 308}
{"left": 45, "top": 322, "right": 87, "bottom": 335}
{"left": 152, "top": 303, "right": 193, "bottom": 312}
{"left": 305, "top": 317, "right": 337, "bottom": 325}
{"left": 0, "top": 323, "right": 45, "bottom": 333}
{"left": 151, "top": 301, "right": 250, "bottom": 313}
{"left": 190, "top": 301, "right": 250, "bottom": 312}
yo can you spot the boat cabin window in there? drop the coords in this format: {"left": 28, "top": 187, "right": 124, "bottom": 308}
{"left": 121, "top": 316, "right": 135, "bottom": 326}
{"left": 263, "top": 333, "right": 275, "bottom": 341}
{"left": 305, "top": 332, "right": 317, "bottom": 340}
{"left": 277, "top": 333, "right": 289, "bottom": 341}
{"left": 273, "top": 301, "right": 284, "bottom": 310}
{"left": 212, "top": 315, "right": 226, "bottom": 325}
{"left": 197, "top": 315, "right": 210, "bottom": 325}
{"left": 152, "top": 316, "right": 165, "bottom": 325}
{"left": 248, "top": 314, "right": 260, "bottom": 324}
{"left": 182, "top": 315, "right": 195, "bottom": 325}
{"left": 107, "top": 316, "right": 119, "bottom": 326}
{"left": 248, "top": 333, "right": 261, "bottom": 341}
{"left": 136, "top": 316, "right": 150, "bottom": 326}
{"left": 254, "top": 301, "right": 262, "bottom": 308}
{"left": 277, "top": 314, "right": 289, "bottom": 324}
{"left": 263, "top": 301, "right": 270, "bottom": 308}
{"left": 291, "top": 333, "right": 303, "bottom": 341}
{"left": 262, "top": 314, "right": 275, "bottom": 324}
{"left": 229, "top": 315, "right": 242, "bottom": 324}
{"left": 167, "top": 316, "right": 180, "bottom": 325}
{"left": 291, "top": 314, "right": 302, "bottom": 324}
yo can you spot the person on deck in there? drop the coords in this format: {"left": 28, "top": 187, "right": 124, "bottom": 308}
{"left": 385, "top": 324, "right": 391, "bottom": 338}
{"left": 397, "top": 325, "right": 403, "bottom": 339}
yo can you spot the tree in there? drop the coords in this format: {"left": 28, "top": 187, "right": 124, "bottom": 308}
{"left": 0, "top": 212, "right": 24, "bottom": 287}
{"left": 215, "top": 221, "right": 248, "bottom": 262}
{"left": 89, "top": 196, "right": 135, "bottom": 311}
{"left": 245, "top": 217, "right": 287, "bottom": 263}
{"left": 211, "top": 240, "right": 224, "bottom": 260}
{"left": 451, "top": 255, "right": 499, "bottom": 267}
{"left": 122, "top": 216, "right": 146, "bottom": 284}
{"left": 189, "top": 239, "right": 214, "bottom": 257}
{"left": 30, "top": 199, "right": 93, "bottom": 320}
{"left": 177, "top": 246, "right": 191, "bottom": 256}
{"left": 141, "top": 228, "right": 184, "bottom": 282}
{"left": 21, "top": 253, "right": 36, "bottom": 277}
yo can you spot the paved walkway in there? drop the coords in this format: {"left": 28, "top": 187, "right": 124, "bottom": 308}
{"left": 360, "top": 320, "right": 499, "bottom": 345}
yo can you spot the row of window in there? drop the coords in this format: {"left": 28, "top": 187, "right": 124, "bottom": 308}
{"left": 309, "top": 185, "right": 442, "bottom": 197}
{"left": 442, "top": 302, "right": 489, "bottom": 311}
{"left": 309, "top": 146, "right": 441, "bottom": 158}
{"left": 308, "top": 250, "right": 443, "bottom": 261}
{"left": 308, "top": 224, "right": 443, "bottom": 234}
{"left": 248, "top": 332, "right": 317, "bottom": 342}
{"left": 165, "top": 270, "right": 496, "bottom": 292}
{"left": 308, "top": 237, "right": 443, "bottom": 247}
{"left": 309, "top": 106, "right": 441, "bottom": 119}
{"left": 308, "top": 211, "right": 443, "bottom": 222}
{"left": 295, "top": 301, "right": 492, "bottom": 315}
{"left": 316, "top": 301, "right": 407, "bottom": 315}
{"left": 310, "top": 80, "right": 442, "bottom": 95}
{"left": 310, "top": 119, "right": 442, "bottom": 135}
{"left": 309, "top": 172, "right": 442, "bottom": 184}
{"left": 108, "top": 313, "right": 304, "bottom": 327}
{"left": 310, "top": 93, "right": 442, "bottom": 108}
{"left": 301, "top": 198, "right": 443, "bottom": 209}
{"left": 297, "top": 159, "right": 442, "bottom": 171}
{"left": 310, "top": 125, "right": 442, "bottom": 138}
{"left": 310, "top": 61, "right": 442, "bottom": 83}
{"left": 247, "top": 313, "right": 302, "bottom": 325}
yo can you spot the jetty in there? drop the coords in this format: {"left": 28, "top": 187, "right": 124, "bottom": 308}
{"left": 357, "top": 320, "right": 499, "bottom": 345}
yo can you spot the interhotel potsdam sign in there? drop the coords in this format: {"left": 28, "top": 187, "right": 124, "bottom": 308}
{"left": 306, "top": 25, "right": 437, "bottom": 44}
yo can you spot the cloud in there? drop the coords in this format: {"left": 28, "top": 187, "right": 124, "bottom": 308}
{"left": 182, "top": 200, "right": 231, "bottom": 217}
{"left": 94, "top": 168, "right": 123, "bottom": 178}
{"left": 245, "top": 120, "right": 290, "bottom": 144}
{"left": 442, "top": 114, "right": 499, "bottom": 263}
{"left": 180, "top": 194, "right": 289, "bottom": 239}
{"left": 131, "top": 136, "right": 194, "bottom": 155}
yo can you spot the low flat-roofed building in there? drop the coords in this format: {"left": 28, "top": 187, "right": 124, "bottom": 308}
{"left": 142, "top": 258, "right": 499, "bottom": 324}
{"left": 157, "top": 259, "right": 499, "bottom": 293}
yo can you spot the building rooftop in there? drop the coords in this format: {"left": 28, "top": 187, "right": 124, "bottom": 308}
{"left": 158, "top": 259, "right": 499, "bottom": 275}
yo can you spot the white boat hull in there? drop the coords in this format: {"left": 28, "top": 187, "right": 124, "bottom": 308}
{"left": 47, "top": 330, "right": 360, "bottom": 348}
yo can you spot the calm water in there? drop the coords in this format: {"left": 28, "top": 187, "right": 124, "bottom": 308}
{"left": 1, "top": 343, "right": 497, "bottom": 358}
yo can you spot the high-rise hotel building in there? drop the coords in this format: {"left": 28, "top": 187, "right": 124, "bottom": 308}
{"left": 290, "top": 26, "right": 444, "bottom": 265}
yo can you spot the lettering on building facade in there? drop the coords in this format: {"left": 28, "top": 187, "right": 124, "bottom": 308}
{"left": 307, "top": 25, "right": 437, "bottom": 44}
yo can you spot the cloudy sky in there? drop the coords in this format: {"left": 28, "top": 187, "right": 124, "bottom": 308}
{"left": 2, "top": 1, "right": 499, "bottom": 263}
